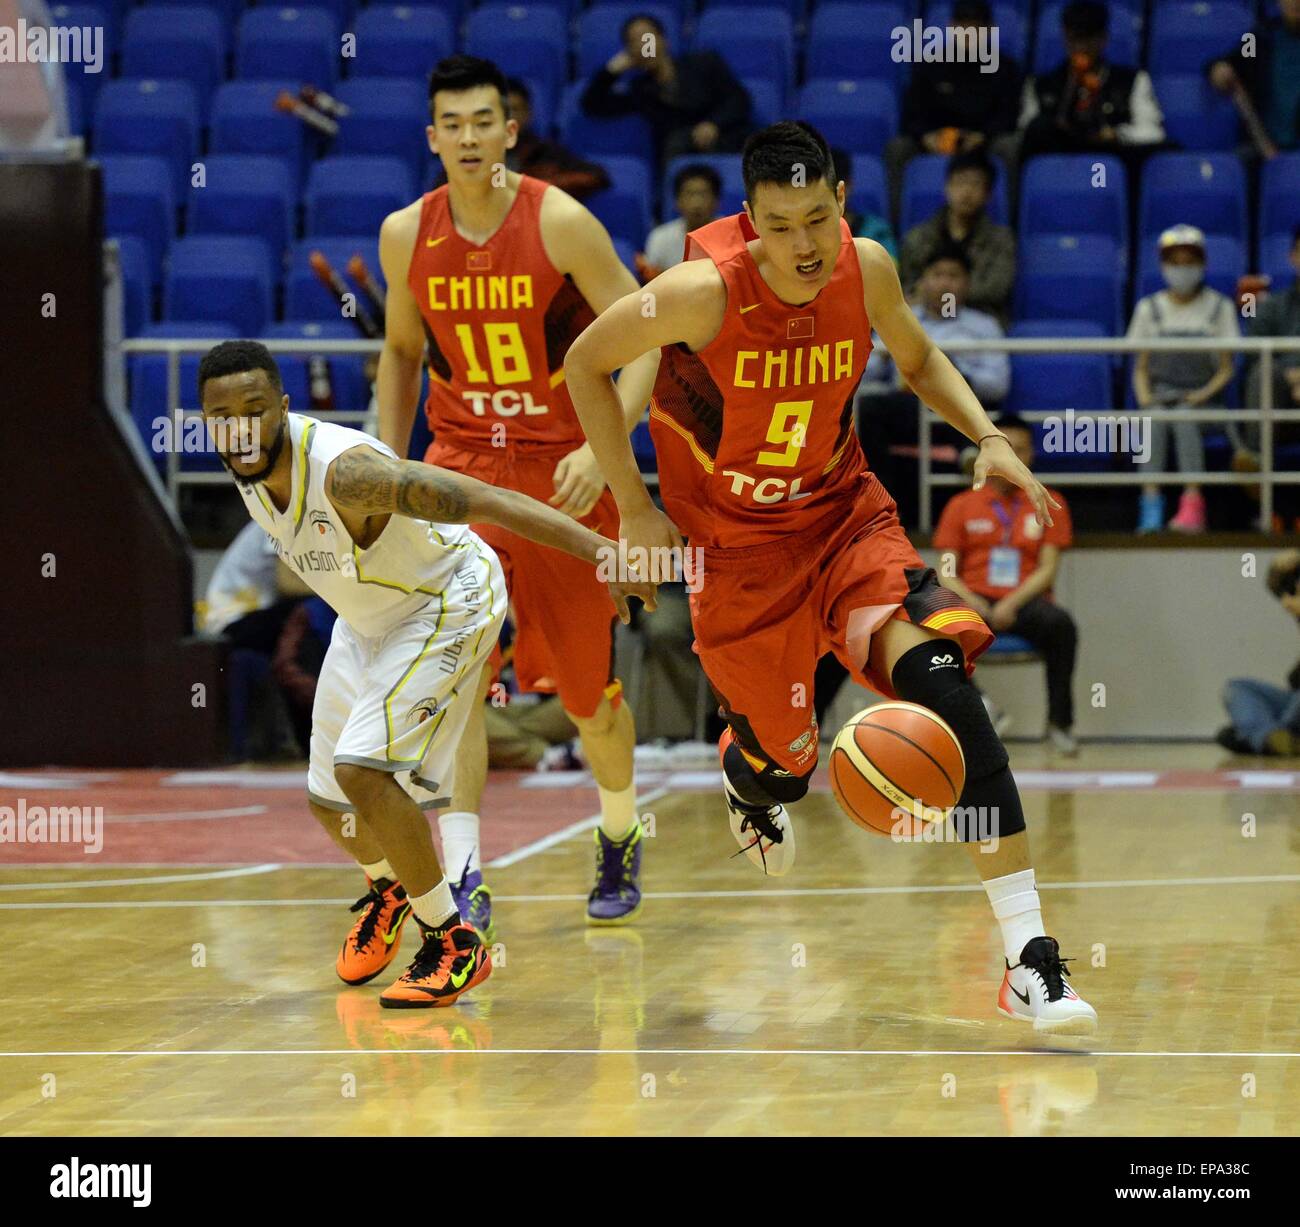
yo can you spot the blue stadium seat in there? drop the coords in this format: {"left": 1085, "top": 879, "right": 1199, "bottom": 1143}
{"left": 99, "top": 155, "right": 176, "bottom": 289}
{"left": 464, "top": 5, "right": 569, "bottom": 94}
{"left": 741, "top": 78, "right": 784, "bottom": 129}
{"left": 899, "top": 153, "right": 1010, "bottom": 233}
{"left": 1033, "top": 2, "right": 1141, "bottom": 73}
{"left": 1015, "top": 235, "right": 1125, "bottom": 333}
{"left": 1018, "top": 155, "right": 1129, "bottom": 250}
{"left": 139, "top": 0, "right": 245, "bottom": 25}
{"left": 49, "top": 4, "right": 113, "bottom": 115}
{"left": 209, "top": 81, "right": 310, "bottom": 193}
{"left": 806, "top": 3, "right": 910, "bottom": 86}
{"left": 236, "top": 7, "right": 340, "bottom": 85}
{"left": 164, "top": 237, "right": 275, "bottom": 336}
{"left": 661, "top": 155, "right": 745, "bottom": 217}
{"left": 93, "top": 80, "right": 201, "bottom": 199}
{"left": 1004, "top": 348, "right": 1114, "bottom": 472}
{"left": 514, "top": 77, "right": 558, "bottom": 140}
{"left": 575, "top": 3, "right": 683, "bottom": 78}
{"left": 284, "top": 236, "right": 383, "bottom": 323}
{"left": 559, "top": 82, "right": 654, "bottom": 162}
{"left": 1134, "top": 236, "right": 1246, "bottom": 300}
{"left": 1139, "top": 153, "right": 1248, "bottom": 246}
{"left": 588, "top": 156, "right": 654, "bottom": 244}
{"left": 693, "top": 6, "right": 795, "bottom": 95}
{"left": 1260, "top": 153, "right": 1300, "bottom": 247}
{"left": 844, "top": 153, "right": 888, "bottom": 221}
{"left": 347, "top": 6, "right": 455, "bottom": 80}
{"left": 113, "top": 235, "right": 152, "bottom": 337}
{"left": 64, "top": 80, "right": 84, "bottom": 136}
{"left": 186, "top": 156, "right": 297, "bottom": 264}
{"left": 1261, "top": 234, "right": 1298, "bottom": 291}
{"left": 305, "top": 157, "right": 414, "bottom": 237}
{"left": 611, "top": 237, "right": 639, "bottom": 275}
{"left": 129, "top": 322, "right": 237, "bottom": 474}
{"left": 919, "top": 2, "right": 1027, "bottom": 66}
{"left": 120, "top": 7, "right": 227, "bottom": 109}
{"left": 797, "top": 79, "right": 898, "bottom": 157}
{"left": 333, "top": 79, "right": 429, "bottom": 184}
{"left": 263, "top": 321, "right": 372, "bottom": 415}
{"left": 1154, "top": 74, "right": 1241, "bottom": 152}
{"left": 1007, "top": 319, "right": 1106, "bottom": 339}
{"left": 1148, "top": 3, "right": 1253, "bottom": 77}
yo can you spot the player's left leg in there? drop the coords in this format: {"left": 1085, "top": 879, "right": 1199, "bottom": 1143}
{"left": 868, "top": 615, "right": 1097, "bottom": 1034}
{"left": 566, "top": 682, "right": 643, "bottom": 925}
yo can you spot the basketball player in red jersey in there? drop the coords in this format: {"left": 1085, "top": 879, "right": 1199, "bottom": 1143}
{"left": 567, "top": 122, "right": 1097, "bottom": 1034}
{"left": 376, "top": 56, "right": 661, "bottom": 935}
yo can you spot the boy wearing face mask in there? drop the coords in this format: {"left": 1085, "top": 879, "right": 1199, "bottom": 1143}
{"left": 1126, "top": 225, "right": 1240, "bottom": 533}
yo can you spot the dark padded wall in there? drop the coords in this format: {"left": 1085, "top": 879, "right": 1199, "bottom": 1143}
{"left": 0, "top": 160, "right": 225, "bottom": 766}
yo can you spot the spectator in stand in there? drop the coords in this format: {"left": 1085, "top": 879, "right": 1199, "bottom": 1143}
{"left": 898, "top": 151, "right": 1015, "bottom": 320}
{"left": 933, "top": 415, "right": 1079, "bottom": 755}
{"left": 1126, "top": 225, "right": 1240, "bottom": 535}
{"left": 580, "top": 12, "right": 752, "bottom": 163}
{"left": 1217, "top": 550, "right": 1300, "bottom": 757}
{"left": 1206, "top": 0, "right": 1300, "bottom": 154}
{"left": 271, "top": 596, "right": 337, "bottom": 756}
{"left": 833, "top": 147, "right": 897, "bottom": 263}
{"left": 505, "top": 78, "right": 610, "bottom": 201}
{"left": 886, "top": 0, "right": 1024, "bottom": 218}
{"left": 1233, "top": 226, "right": 1300, "bottom": 532}
{"left": 1018, "top": 0, "right": 1165, "bottom": 168}
{"left": 641, "top": 163, "right": 721, "bottom": 277}
{"left": 858, "top": 244, "right": 1007, "bottom": 526}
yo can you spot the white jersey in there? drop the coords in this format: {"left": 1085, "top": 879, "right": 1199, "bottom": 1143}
{"left": 236, "top": 413, "right": 486, "bottom": 639}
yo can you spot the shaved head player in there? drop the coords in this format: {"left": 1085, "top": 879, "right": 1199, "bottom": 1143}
{"left": 567, "top": 122, "right": 1097, "bottom": 1034}
{"left": 376, "top": 56, "right": 661, "bottom": 936}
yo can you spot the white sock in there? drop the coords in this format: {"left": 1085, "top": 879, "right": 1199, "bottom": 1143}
{"left": 597, "top": 782, "right": 638, "bottom": 840}
{"left": 437, "top": 811, "right": 480, "bottom": 879}
{"left": 983, "top": 868, "right": 1045, "bottom": 963}
{"left": 359, "top": 857, "right": 395, "bottom": 884}
{"left": 408, "top": 878, "right": 457, "bottom": 930}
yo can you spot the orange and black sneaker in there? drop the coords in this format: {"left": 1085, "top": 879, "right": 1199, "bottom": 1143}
{"left": 379, "top": 919, "right": 492, "bottom": 1009}
{"left": 336, "top": 877, "right": 412, "bottom": 986}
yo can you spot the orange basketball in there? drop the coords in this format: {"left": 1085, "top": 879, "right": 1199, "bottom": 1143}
{"left": 829, "top": 702, "right": 966, "bottom": 838}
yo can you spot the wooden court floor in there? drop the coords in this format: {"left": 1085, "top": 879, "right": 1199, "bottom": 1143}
{"left": 2, "top": 745, "right": 1298, "bottom": 1137}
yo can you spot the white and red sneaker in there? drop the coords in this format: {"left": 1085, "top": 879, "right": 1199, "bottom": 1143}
{"left": 724, "top": 778, "right": 797, "bottom": 876}
{"left": 998, "top": 936, "right": 1097, "bottom": 1034}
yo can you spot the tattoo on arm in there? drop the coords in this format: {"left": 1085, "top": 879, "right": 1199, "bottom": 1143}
{"left": 329, "top": 448, "right": 472, "bottom": 523}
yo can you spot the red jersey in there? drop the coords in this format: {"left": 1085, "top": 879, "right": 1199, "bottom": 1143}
{"left": 407, "top": 176, "right": 595, "bottom": 454}
{"left": 649, "top": 212, "right": 889, "bottom": 548}
{"left": 932, "top": 485, "right": 1073, "bottom": 600}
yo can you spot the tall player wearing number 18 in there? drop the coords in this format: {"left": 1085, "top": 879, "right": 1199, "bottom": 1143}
{"left": 376, "top": 57, "right": 661, "bottom": 934}
{"left": 567, "top": 123, "right": 1097, "bottom": 1033}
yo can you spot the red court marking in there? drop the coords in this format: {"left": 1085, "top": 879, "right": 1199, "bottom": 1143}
{"left": 0, "top": 769, "right": 599, "bottom": 865}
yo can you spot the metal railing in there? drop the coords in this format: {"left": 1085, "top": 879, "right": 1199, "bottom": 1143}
{"left": 122, "top": 335, "right": 1300, "bottom": 530}
{"left": 917, "top": 336, "right": 1300, "bottom": 532}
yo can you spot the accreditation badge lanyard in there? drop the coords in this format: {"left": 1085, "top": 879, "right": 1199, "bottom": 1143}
{"left": 986, "top": 498, "right": 1021, "bottom": 590}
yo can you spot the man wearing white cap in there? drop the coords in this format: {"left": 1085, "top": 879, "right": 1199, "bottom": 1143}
{"left": 1126, "top": 224, "right": 1240, "bottom": 533}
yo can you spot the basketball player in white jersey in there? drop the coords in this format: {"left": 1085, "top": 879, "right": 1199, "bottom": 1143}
{"left": 199, "top": 340, "right": 655, "bottom": 1008}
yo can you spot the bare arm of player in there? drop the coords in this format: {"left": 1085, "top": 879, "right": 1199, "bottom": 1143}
{"left": 566, "top": 259, "right": 726, "bottom": 577}
{"left": 374, "top": 203, "right": 427, "bottom": 458}
{"left": 856, "top": 238, "right": 1060, "bottom": 528}
{"left": 541, "top": 189, "right": 664, "bottom": 517}
{"left": 324, "top": 445, "right": 657, "bottom": 622}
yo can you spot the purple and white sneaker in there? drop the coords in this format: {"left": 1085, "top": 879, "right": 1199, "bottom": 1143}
{"left": 450, "top": 859, "right": 495, "bottom": 944}
{"left": 586, "top": 823, "right": 643, "bottom": 926}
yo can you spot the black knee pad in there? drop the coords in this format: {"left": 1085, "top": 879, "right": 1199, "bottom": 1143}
{"left": 890, "top": 639, "right": 1024, "bottom": 839}
{"left": 723, "top": 740, "right": 813, "bottom": 806}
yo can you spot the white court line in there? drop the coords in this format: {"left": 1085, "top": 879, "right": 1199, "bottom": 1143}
{"left": 0, "top": 864, "right": 282, "bottom": 892}
{"left": 484, "top": 787, "right": 669, "bottom": 869}
{"left": 0, "top": 1048, "right": 1295, "bottom": 1059}
{"left": 1, "top": 871, "right": 1298, "bottom": 908}
{"left": 106, "top": 806, "right": 269, "bottom": 823}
